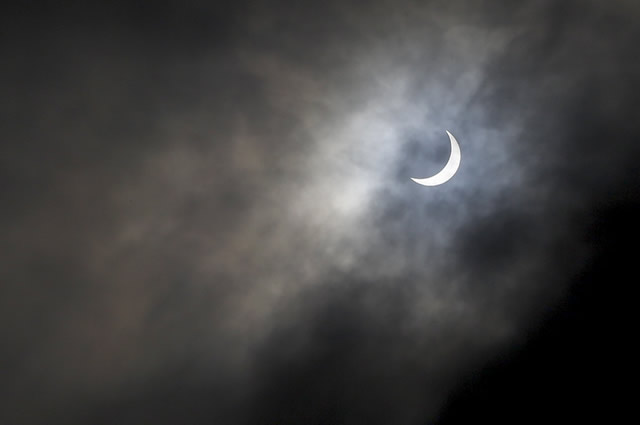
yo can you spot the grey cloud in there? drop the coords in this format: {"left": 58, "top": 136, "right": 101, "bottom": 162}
{"left": 1, "top": 1, "right": 639, "bottom": 424}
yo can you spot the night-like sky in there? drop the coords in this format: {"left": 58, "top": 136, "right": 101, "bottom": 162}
{"left": 2, "top": 1, "right": 639, "bottom": 424}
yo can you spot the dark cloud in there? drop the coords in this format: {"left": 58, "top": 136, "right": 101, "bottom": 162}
{"left": 1, "top": 1, "right": 639, "bottom": 424}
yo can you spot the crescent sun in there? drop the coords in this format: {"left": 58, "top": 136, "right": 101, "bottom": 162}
{"left": 410, "top": 130, "right": 461, "bottom": 186}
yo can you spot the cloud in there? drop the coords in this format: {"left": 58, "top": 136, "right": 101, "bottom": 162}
{"left": 1, "top": 1, "right": 639, "bottom": 423}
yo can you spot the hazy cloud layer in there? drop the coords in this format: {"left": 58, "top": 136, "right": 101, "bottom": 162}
{"left": 2, "top": 1, "right": 639, "bottom": 423}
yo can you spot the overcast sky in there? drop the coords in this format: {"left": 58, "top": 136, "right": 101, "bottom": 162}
{"left": 2, "top": 1, "right": 640, "bottom": 424}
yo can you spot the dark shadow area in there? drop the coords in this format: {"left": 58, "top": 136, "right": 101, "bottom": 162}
{"left": 435, "top": 186, "right": 639, "bottom": 424}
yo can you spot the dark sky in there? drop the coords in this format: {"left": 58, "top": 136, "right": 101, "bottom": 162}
{"left": 2, "top": 1, "right": 639, "bottom": 424}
